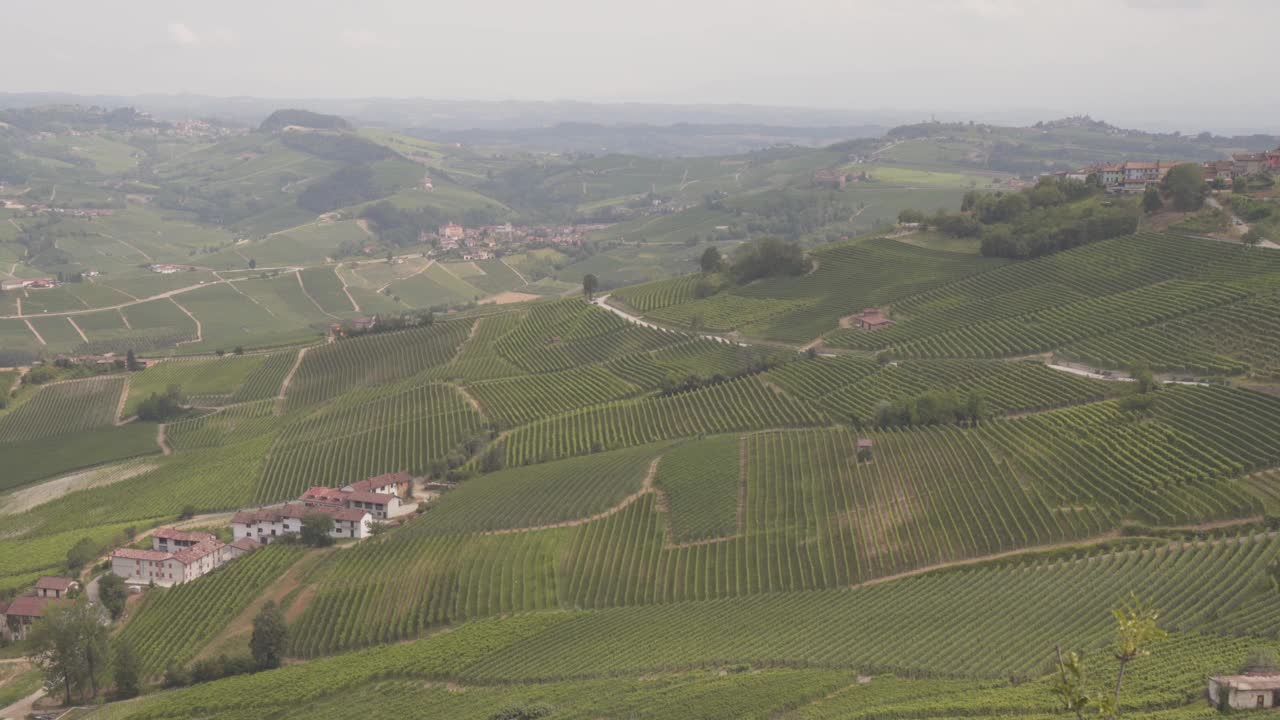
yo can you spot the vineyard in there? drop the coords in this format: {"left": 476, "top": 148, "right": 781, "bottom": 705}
{"left": 411, "top": 444, "right": 667, "bottom": 535}
{"left": 21, "top": 223, "right": 1280, "bottom": 720}
{"left": 117, "top": 545, "right": 305, "bottom": 674}
{"left": 502, "top": 375, "right": 826, "bottom": 465}
{"left": 766, "top": 357, "right": 1113, "bottom": 421}
{"left": 467, "top": 365, "right": 639, "bottom": 426}
{"left": 283, "top": 319, "right": 473, "bottom": 409}
{"left": 258, "top": 382, "right": 482, "bottom": 500}
{"left": 465, "top": 533, "right": 1280, "bottom": 681}
{"left": 0, "top": 375, "right": 126, "bottom": 443}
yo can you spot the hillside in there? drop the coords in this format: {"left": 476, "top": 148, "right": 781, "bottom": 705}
{"left": 5, "top": 106, "right": 1280, "bottom": 719}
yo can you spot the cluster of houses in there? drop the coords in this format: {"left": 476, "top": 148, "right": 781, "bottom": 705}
{"left": 110, "top": 529, "right": 259, "bottom": 589}
{"left": 0, "top": 577, "right": 80, "bottom": 641}
{"left": 148, "top": 263, "right": 192, "bottom": 274}
{"left": 1056, "top": 149, "right": 1280, "bottom": 192}
{"left": 231, "top": 472, "right": 415, "bottom": 546}
{"left": 426, "top": 221, "right": 610, "bottom": 260}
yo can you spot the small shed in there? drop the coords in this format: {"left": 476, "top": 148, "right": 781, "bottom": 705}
{"left": 35, "top": 576, "right": 79, "bottom": 600}
{"left": 1209, "top": 674, "right": 1280, "bottom": 710}
{"left": 856, "top": 438, "right": 873, "bottom": 452}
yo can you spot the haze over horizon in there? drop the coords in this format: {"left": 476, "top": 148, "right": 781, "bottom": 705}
{"left": 10, "top": 0, "right": 1280, "bottom": 134}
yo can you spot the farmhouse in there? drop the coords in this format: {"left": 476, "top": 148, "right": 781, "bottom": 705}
{"left": 1209, "top": 674, "right": 1280, "bottom": 710}
{"left": 231, "top": 503, "right": 372, "bottom": 543}
{"left": 1232, "top": 153, "right": 1270, "bottom": 177}
{"left": 1, "top": 595, "right": 69, "bottom": 641}
{"left": 110, "top": 529, "right": 234, "bottom": 587}
{"left": 440, "top": 222, "right": 465, "bottom": 241}
{"left": 35, "top": 576, "right": 79, "bottom": 599}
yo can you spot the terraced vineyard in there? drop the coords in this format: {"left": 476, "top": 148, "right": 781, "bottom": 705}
{"left": 0, "top": 375, "right": 126, "bottom": 442}
{"left": 411, "top": 444, "right": 667, "bottom": 535}
{"left": 284, "top": 319, "right": 472, "bottom": 409}
{"left": 610, "top": 275, "right": 702, "bottom": 312}
{"left": 259, "top": 382, "right": 482, "bottom": 500}
{"left": 1062, "top": 291, "right": 1280, "bottom": 377}
{"left": 502, "top": 375, "right": 826, "bottom": 465}
{"left": 468, "top": 365, "right": 639, "bottom": 426}
{"left": 767, "top": 357, "right": 1112, "bottom": 421}
{"left": 117, "top": 545, "right": 305, "bottom": 674}
{"left": 493, "top": 299, "right": 683, "bottom": 373}
{"left": 466, "top": 533, "right": 1280, "bottom": 681}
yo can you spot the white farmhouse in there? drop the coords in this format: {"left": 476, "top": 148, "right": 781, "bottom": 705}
{"left": 231, "top": 503, "right": 372, "bottom": 544}
{"left": 110, "top": 530, "right": 229, "bottom": 588}
{"left": 1209, "top": 674, "right": 1280, "bottom": 711}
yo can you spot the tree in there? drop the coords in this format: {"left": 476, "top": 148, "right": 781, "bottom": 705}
{"left": 1129, "top": 360, "right": 1159, "bottom": 394}
{"left": 98, "top": 573, "right": 128, "bottom": 621}
{"left": 300, "top": 512, "right": 335, "bottom": 547}
{"left": 1163, "top": 163, "right": 1206, "bottom": 212}
{"left": 66, "top": 537, "right": 98, "bottom": 570}
{"left": 250, "top": 601, "right": 288, "bottom": 670}
{"left": 1243, "top": 229, "right": 1263, "bottom": 248}
{"left": 125, "top": 349, "right": 140, "bottom": 372}
{"left": 582, "top": 273, "right": 599, "bottom": 301}
{"left": 248, "top": 258, "right": 256, "bottom": 270}
{"left": 234, "top": 346, "right": 244, "bottom": 355}
{"left": 113, "top": 639, "right": 141, "bottom": 699}
{"left": 28, "top": 603, "right": 111, "bottom": 704}
{"left": 135, "top": 385, "right": 186, "bottom": 422}
{"left": 699, "top": 246, "right": 723, "bottom": 274}
{"left": 1052, "top": 595, "right": 1164, "bottom": 720}
{"left": 1142, "top": 186, "right": 1163, "bottom": 214}
{"left": 897, "top": 208, "right": 926, "bottom": 225}
{"left": 1106, "top": 593, "right": 1166, "bottom": 717}
{"left": 729, "top": 237, "right": 811, "bottom": 284}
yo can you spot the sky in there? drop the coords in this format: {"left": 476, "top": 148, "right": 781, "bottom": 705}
{"left": 10, "top": 0, "right": 1280, "bottom": 131}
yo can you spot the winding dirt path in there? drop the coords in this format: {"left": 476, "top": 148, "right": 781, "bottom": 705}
{"left": 454, "top": 384, "right": 485, "bottom": 418}
{"left": 335, "top": 266, "right": 360, "bottom": 313}
{"left": 170, "top": 297, "right": 202, "bottom": 344}
{"left": 275, "top": 347, "right": 309, "bottom": 414}
{"left": 480, "top": 456, "right": 662, "bottom": 536}
{"left": 295, "top": 269, "right": 339, "bottom": 320}
{"left": 156, "top": 423, "right": 171, "bottom": 456}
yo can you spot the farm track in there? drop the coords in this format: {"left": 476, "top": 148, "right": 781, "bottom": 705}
{"left": 22, "top": 318, "right": 45, "bottom": 345}
{"left": 156, "top": 423, "right": 171, "bottom": 456}
{"left": 850, "top": 516, "right": 1269, "bottom": 591}
{"left": 295, "top": 269, "right": 339, "bottom": 320}
{"left": 170, "top": 297, "right": 202, "bottom": 344}
{"left": 335, "top": 266, "right": 360, "bottom": 312}
{"left": 275, "top": 347, "right": 309, "bottom": 414}
{"left": 479, "top": 456, "right": 663, "bottom": 536}
{"left": 454, "top": 384, "right": 486, "bottom": 418}
{"left": 216, "top": 272, "right": 276, "bottom": 317}
{"left": 114, "top": 375, "right": 131, "bottom": 425}
{"left": 66, "top": 316, "right": 89, "bottom": 343}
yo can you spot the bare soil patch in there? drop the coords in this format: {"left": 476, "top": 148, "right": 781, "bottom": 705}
{"left": 480, "top": 291, "right": 540, "bottom": 305}
{"left": 0, "top": 461, "right": 158, "bottom": 516}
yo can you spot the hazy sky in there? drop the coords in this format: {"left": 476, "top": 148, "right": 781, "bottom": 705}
{"left": 11, "top": 0, "right": 1280, "bottom": 129}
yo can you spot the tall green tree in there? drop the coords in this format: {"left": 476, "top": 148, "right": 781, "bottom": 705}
{"left": 1163, "top": 164, "right": 1206, "bottom": 211}
{"left": 98, "top": 572, "right": 128, "bottom": 621}
{"left": 1106, "top": 593, "right": 1166, "bottom": 717}
{"left": 28, "top": 603, "right": 111, "bottom": 705}
{"left": 582, "top": 273, "right": 599, "bottom": 301}
{"left": 699, "top": 246, "right": 723, "bottom": 274}
{"left": 250, "top": 601, "right": 288, "bottom": 670}
{"left": 300, "top": 512, "right": 335, "bottom": 547}
{"left": 113, "top": 639, "right": 141, "bottom": 699}
{"left": 1142, "top": 186, "right": 1163, "bottom": 214}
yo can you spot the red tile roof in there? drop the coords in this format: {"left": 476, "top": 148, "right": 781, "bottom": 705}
{"left": 230, "top": 537, "right": 261, "bottom": 552}
{"left": 113, "top": 547, "right": 171, "bottom": 562}
{"left": 35, "top": 577, "right": 77, "bottom": 592}
{"left": 344, "top": 491, "right": 396, "bottom": 505}
{"left": 153, "top": 528, "right": 217, "bottom": 543}
{"left": 5, "top": 595, "right": 54, "bottom": 618}
{"left": 172, "top": 540, "right": 224, "bottom": 565}
{"left": 347, "top": 472, "right": 410, "bottom": 493}
{"left": 332, "top": 508, "right": 371, "bottom": 523}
